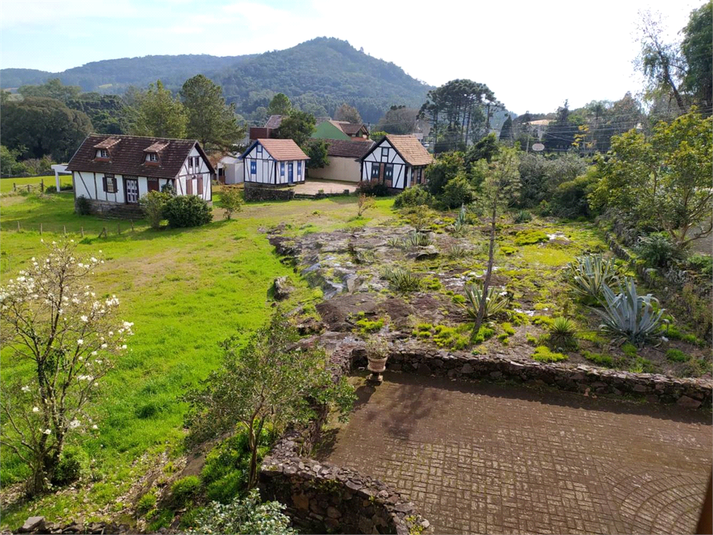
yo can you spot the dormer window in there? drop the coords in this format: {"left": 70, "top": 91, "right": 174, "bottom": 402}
{"left": 146, "top": 153, "right": 159, "bottom": 163}
{"left": 96, "top": 149, "right": 109, "bottom": 159}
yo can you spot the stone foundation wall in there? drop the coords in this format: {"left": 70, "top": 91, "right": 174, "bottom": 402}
{"left": 244, "top": 183, "right": 295, "bottom": 202}
{"left": 348, "top": 341, "right": 712, "bottom": 409}
{"left": 76, "top": 198, "right": 145, "bottom": 219}
{"left": 260, "top": 432, "right": 427, "bottom": 535}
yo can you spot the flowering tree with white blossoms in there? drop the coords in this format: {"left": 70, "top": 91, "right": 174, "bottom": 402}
{"left": 0, "top": 239, "right": 133, "bottom": 495}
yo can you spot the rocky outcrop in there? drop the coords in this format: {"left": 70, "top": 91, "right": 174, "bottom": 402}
{"left": 16, "top": 517, "right": 130, "bottom": 534}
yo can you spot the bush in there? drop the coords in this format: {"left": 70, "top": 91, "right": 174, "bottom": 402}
{"left": 635, "top": 232, "right": 681, "bottom": 269}
{"left": 137, "top": 491, "right": 157, "bottom": 515}
{"left": 439, "top": 175, "right": 474, "bottom": 208}
{"left": 171, "top": 475, "right": 201, "bottom": 508}
{"left": 582, "top": 351, "right": 616, "bottom": 368}
{"left": 164, "top": 195, "right": 213, "bottom": 228}
{"left": 140, "top": 190, "right": 172, "bottom": 230}
{"left": 186, "top": 490, "right": 295, "bottom": 535}
{"left": 52, "top": 446, "right": 89, "bottom": 486}
{"left": 356, "top": 180, "right": 390, "bottom": 197}
{"left": 220, "top": 186, "right": 244, "bottom": 220}
{"left": 75, "top": 195, "right": 91, "bottom": 215}
{"left": 44, "top": 185, "right": 57, "bottom": 194}
{"left": 687, "top": 254, "right": 713, "bottom": 278}
{"left": 550, "top": 171, "right": 598, "bottom": 219}
{"left": 393, "top": 186, "right": 435, "bottom": 208}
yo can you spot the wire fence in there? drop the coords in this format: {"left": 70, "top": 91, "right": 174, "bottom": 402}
{"left": 6, "top": 220, "right": 140, "bottom": 239}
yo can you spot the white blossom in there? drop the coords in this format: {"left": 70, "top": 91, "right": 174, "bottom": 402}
{"left": 21, "top": 385, "right": 31, "bottom": 393}
{"left": 32, "top": 406, "right": 40, "bottom": 413}
{"left": 81, "top": 315, "right": 89, "bottom": 322}
{"left": 69, "top": 419, "right": 81, "bottom": 429}
{"left": 77, "top": 339, "right": 84, "bottom": 345}
{"left": 43, "top": 428, "right": 52, "bottom": 435}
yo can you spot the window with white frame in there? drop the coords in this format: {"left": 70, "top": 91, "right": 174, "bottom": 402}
{"left": 146, "top": 153, "right": 158, "bottom": 162}
{"left": 381, "top": 147, "right": 389, "bottom": 161}
{"left": 370, "top": 164, "right": 380, "bottom": 179}
{"left": 96, "top": 149, "right": 109, "bottom": 159}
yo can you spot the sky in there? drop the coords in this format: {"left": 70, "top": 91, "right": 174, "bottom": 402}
{"left": 0, "top": 0, "right": 704, "bottom": 114}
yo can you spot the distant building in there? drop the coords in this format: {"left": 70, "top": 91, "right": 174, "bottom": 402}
{"left": 526, "top": 119, "right": 551, "bottom": 140}
{"left": 66, "top": 134, "right": 214, "bottom": 216}
{"left": 309, "top": 138, "right": 374, "bottom": 183}
{"left": 240, "top": 138, "right": 309, "bottom": 185}
{"left": 360, "top": 135, "right": 433, "bottom": 190}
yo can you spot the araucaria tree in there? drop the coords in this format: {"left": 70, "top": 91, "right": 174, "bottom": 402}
{"left": 472, "top": 147, "right": 521, "bottom": 335}
{"left": 185, "top": 310, "right": 354, "bottom": 489}
{"left": 131, "top": 80, "right": 188, "bottom": 138}
{"left": 0, "top": 240, "right": 133, "bottom": 495}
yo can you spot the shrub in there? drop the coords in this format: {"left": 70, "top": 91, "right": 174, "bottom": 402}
{"left": 513, "top": 210, "right": 532, "bottom": 224}
{"left": 44, "top": 185, "right": 58, "bottom": 194}
{"left": 550, "top": 172, "right": 598, "bottom": 218}
{"left": 356, "top": 181, "right": 390, "bottom": 197}
{"left": 464, "top": 284, "right": 511, "bottom": 322}
{"left": 594, "top": 279, "right": 664, "bottom": 344}
{"left": 635, "top": 232, "right": 681, "bottom": 269}
{"left": 393, "top": 186, "right": 435, "bottom": 208}
{"left": 140, "top": 190, "right": 172, "bottom": 229}
{"left": 629, "top": 356, "right": 656, "bottom": 374}
{"left": 665, "top": 348, "right": 689, "bottom": 362}
{"left": 186, "top": 489, "right": 295, "bottom": 535}
{"left": 52, "top": 445, "right": 89, "bottom": 486}
{"left": 501, "top": 322, "right": 516, "bottom": 336}
{"left": 687, "top": 254, "right": 713, "bottom": 278}
{"left": 532, "top": 346, "right": 568, "bottom": 363}
{"left": 445, "top": 244, "right": 470, "bottom": 258}
{"left": 356, "top": 194, "right": 376, "bottom": 217}
{"left": 137, "top": 491, "right": 157, "bottom": 515}
{"left": 566, "top": 254, "right": 620, "bottom": 300}
{"left": 164, "top": 195, "right": 213, "bottom": 228}
{"left": 220, "top": 186, "right": 244, "bottom": 220}
{"left": 382, "top": 267, "right": 421, "bottom": 293}
{"left": 439, "top": 175, "right": 474, "bottom": 208}
{"left": 514, "top": 229, "right": 548, "bottom": 246}
{"left": 171, "top": 475, "right": 201, "bottom": 508}
{"left": 75, "top": 195, "right": 91, "bottom": 215}
{"left": 471, "top": 325, "right": 495, "bottom": 344}
{"left": 356, "top": 316, "right": 385, "bottom": 335}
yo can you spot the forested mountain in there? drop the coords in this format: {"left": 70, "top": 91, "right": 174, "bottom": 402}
{"left": 1, "top": 38, "right": 432, "bottom": 123}
{"left": 1, "top": 55, "right": 254, "bottom": 93}
{"left": 210, "top": 38, "right": 432, "bottom": 123}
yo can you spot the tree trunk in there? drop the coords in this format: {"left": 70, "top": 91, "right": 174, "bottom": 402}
{"left": 247, "top": 421, "right": 258, "bottom": 490}
{"left": 473, "top": 199, "right": 498, "bottom": 336}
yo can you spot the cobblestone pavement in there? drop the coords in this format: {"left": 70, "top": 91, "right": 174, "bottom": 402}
{"left": 321, "top": 374, "right": 712, "bottom": 534}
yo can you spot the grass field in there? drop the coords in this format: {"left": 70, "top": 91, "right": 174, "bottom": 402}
{"left": 0, "top": 175, "right": 73, "bottom": 194}
{"left": 0, "top": 191, "right": 396, "bottom": 528}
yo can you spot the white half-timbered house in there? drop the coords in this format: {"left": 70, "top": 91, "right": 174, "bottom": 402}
{"left": 66, "top": 135, "right": 214, "bottom": 215}
{"left": 241, "top": 138, "right": 309, "bottom": 185}
{"left": 360, "top": 135, "right": 433, "bottom": 190}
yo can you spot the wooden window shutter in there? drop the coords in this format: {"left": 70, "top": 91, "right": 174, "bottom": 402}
{"left": 102, "top": 176, "right": 108, "bottom": 192}
{"left": 112, "top": 177, "right": 117, "bottom": 192}
{"left": 186, "top": 179, "right": 193, "bottom": 195}
{"left": 197, "top": 176, "right": 203, "bottom": 196}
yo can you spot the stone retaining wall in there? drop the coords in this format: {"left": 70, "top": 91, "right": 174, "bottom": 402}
{"left": 259, "top": 432, "right": 428, "bottom": 535}
{"left": 347, "top": 340, "right": 712, "bottom": 409}
{"left": 77, "top": 198, "right": 145, "bottom": 219}
{"left": 244, "top": 183, "right": 295, "bottom": 202}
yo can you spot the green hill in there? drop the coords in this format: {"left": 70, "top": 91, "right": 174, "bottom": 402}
{"left": 1, "top": 38, "right": 432, "bottom": 123}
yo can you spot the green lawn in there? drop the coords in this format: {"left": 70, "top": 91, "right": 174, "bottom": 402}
{"left": 0, "top": 191, "right": 395, "bottom": 528}
{"left": 0, "top": 174, "right": 72, "bottom": 193}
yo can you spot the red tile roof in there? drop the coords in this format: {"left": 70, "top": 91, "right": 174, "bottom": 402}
{"left": 66, "top": 134, "right": 214, "bottom": 178}
{"left": 256, "top": 138, "right": 309, "bottom": 161}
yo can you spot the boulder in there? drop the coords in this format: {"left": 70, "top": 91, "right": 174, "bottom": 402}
{"left": 19, "top": 517, "right": 45, "bottom": 534}
{"left": 273, "top": 276, "right": 293, "bottom": 300}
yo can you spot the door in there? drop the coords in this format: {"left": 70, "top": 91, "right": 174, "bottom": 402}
{"left": 125, "top": 178, "right": 139, "bottom": 204}
{"left": 288, "top": 162, "right": 294, "bottom": 183}
{"left": 148, "top": 178, "right": 159, "bottom": 192}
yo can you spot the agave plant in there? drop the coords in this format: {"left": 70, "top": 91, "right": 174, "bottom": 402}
{"left": 593, "top": 278, "right": 664, "bottom": 344}
{"left": 463, "top": 283, "right": 511, "bottom": 321}
{"left": 451, "top": 205, "right": 468, "bottom": 236}
{"left": 382, "top": 266, "right": 421, "bottom": 293}
{"left": 402, "top": 231, "right": 433, "bottom": 248}
{"left": 566, "top": 254, "right": 619, "bottom": 300}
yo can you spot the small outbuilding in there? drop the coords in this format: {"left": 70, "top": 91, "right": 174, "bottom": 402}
{"left": 308, "top": 139, "right": 374, "bottom": 183}
{"left": 241, "top": 138, "right": 309, "bottom": 185}
{"left": 360, "top": 135, "right": 433, "bottom": 190}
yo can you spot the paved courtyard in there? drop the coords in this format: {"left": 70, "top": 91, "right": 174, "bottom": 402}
{"left": 294, "top": 179, "right": 357, "bottom": 195}
{"left": 320, "top": 374, "right": 712, "bottom": 534}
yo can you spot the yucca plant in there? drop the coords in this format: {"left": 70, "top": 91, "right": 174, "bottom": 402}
{"left": 566, "top": 254, "right": 619, "bottom": 300}
{"left": 402, "top": 231, "right": 433, "bottom": 248}
{"left": 463, "top": 283, "right": 511, "bottom": 321}
{"left": 549, "top": 317, "right": 578, "bottom": 349}
{"left": 593, "top": 278, "right": 664, "bottom": 344}
{"left": 445, "top": 244, "right": 470, "bottom": 259}
{"left": 513, "top": 210, "right": 532, "bottom": 224}
{"left": 382, "top": 267, "right": 422, "bottom": 293}
{"left": 451, "top": 205, "right": 468, "bottom": 236}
